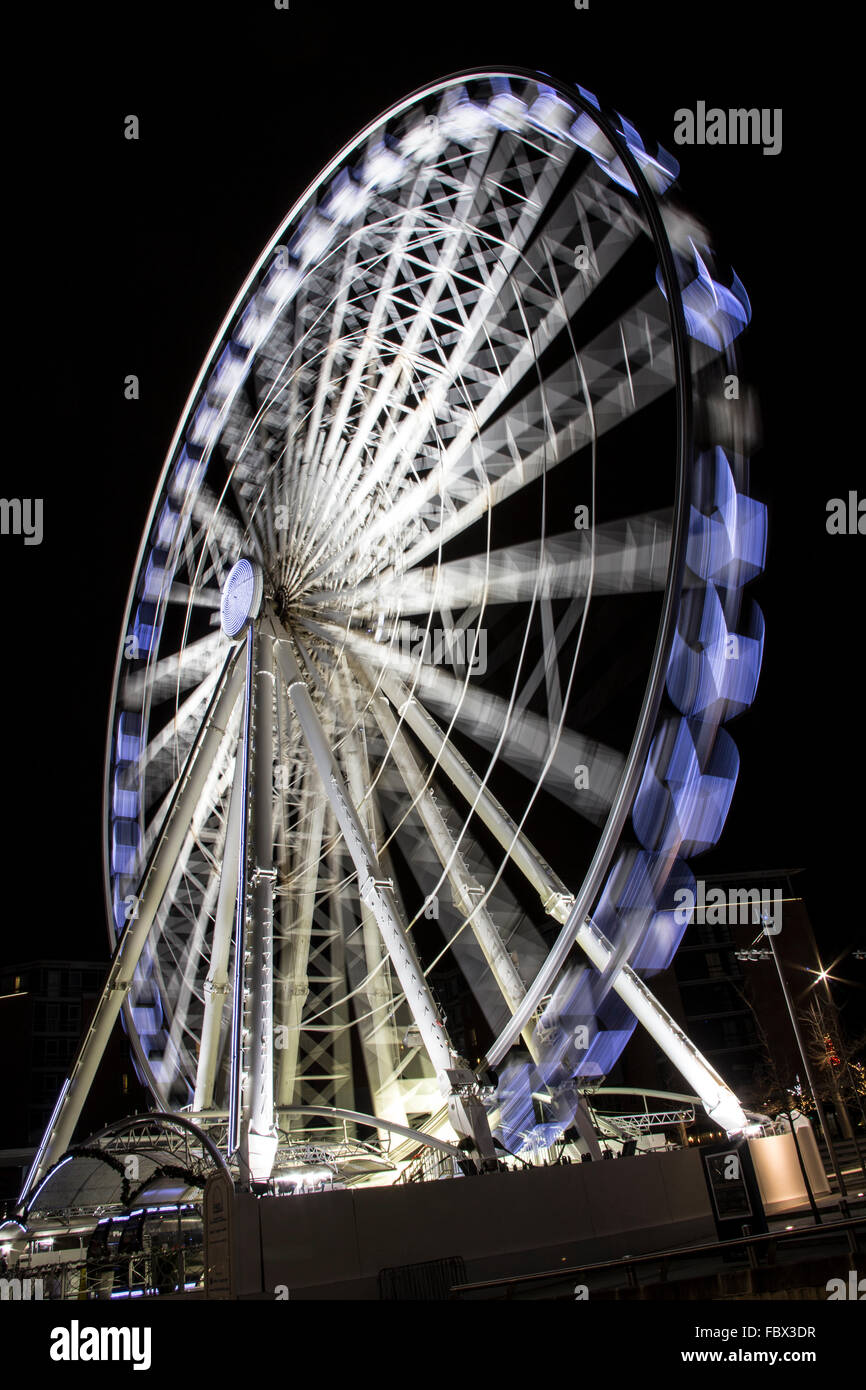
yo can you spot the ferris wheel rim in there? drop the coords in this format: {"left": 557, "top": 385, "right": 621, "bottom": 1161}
{"left": 100, "top": 66, "right": 719, "bottom": 1129}
{"left": 101, "top": 60, "right": 691, "bottom": 928}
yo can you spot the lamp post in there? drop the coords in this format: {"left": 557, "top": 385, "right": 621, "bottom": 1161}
{"left": 734, "top": 948, "right": 821, "bottom": 1225}
{"left": 761, "top": 929, "right": 851, "bottom": 1216}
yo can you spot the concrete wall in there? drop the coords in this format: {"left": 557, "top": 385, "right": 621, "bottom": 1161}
{"left": 229, "top": 1149, "right": 717, "bottom": 1298}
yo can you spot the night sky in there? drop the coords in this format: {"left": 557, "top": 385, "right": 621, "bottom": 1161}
{"left": 5, "top": 3, "right": 861, "bottom": 1038}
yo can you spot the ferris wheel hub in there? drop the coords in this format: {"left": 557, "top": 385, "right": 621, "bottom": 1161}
{"left": 220, "top": 558, "right": 264, "bottom": 640}
{"left": 273, "top": 579, "right": 294, "bottom": 622}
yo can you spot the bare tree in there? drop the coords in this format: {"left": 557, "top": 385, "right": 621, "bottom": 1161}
{"left": 802, "top": 996, "right": 866, "bottom": 1157}
{"left": 730, "top": 980, "right": 800, "bottom": 1116}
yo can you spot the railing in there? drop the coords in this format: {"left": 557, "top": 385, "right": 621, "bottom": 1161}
{"left": 449, "top": 1215, "right": 866, "bottom": 1299}
{"left": 394, "top": 1147, "right": 460, "bottom": 1184}
{"left": 8, "top": 1245, "right": 206, "bottom": 1300}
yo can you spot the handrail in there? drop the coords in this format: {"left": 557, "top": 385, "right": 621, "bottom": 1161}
{"left": 449, "top": 1214, "right": 866, "bottom": 1296}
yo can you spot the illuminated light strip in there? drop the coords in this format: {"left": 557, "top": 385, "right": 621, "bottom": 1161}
{"left": 107, "top": 72, "right": 756, "bottom": 1153}
{"left": 23, "top": 1150, "right": 72, "bottom": 1213}
{"left": 486, "top": 81, "right": 763, "bottom": 1142}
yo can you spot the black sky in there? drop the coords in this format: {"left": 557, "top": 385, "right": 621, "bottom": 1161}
{"left": 5, "top": 2, "right": 862, "bottom": 1035}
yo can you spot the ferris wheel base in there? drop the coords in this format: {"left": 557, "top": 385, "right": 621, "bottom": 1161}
{"left": 208, "top": 1147, "right": 731, "bottom": 1300}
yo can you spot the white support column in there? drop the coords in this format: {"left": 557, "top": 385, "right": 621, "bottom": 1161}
{"left": 376, "top": 669, "right": 576, "bottom": 924}
{"left": 321, "top": 805, "right": 356, "bottom": 1118}
{"left": 376, "top": 668, "right": 747, "bottom": 1134}
{"left": 275, "top": 766, "right": 326, "bottom": 1112}
{"left": 368, "top": 685, "right": 539, "bottom": 1062}
{"left": 240, "top": 630, "right": 279, "bottom": 1184}
{"left": 228, "top": 628, "right": 254, "bottom": 1161}
{"left": 21, "top": 650, "right": 245, "bottom": 1202}
{"left": 573, "top": 918, "right": 747, "bottom": 1133}
{"left": 333, "top": 670, "right": 409, "bottom": 1134}
{"left": 272, "top": 634, "right": 496, "bottom": 1162}
{"left": 194, "top": 755, "right": 244, "bottom": 1112}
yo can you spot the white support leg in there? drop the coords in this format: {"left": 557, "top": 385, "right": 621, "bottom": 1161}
{"left": 240, "top": 630, "right": 279, "bottom": 1184}
{"left": 376, "top": 669, "right": 747, "bottom": 1134}
{"left": 194, "top": 753, "right": 245, "bottom": 1112}
{"left": 275, "top": 765, "right": 326, "bottom": 1113}
{"left": 228, "top": 629, "right": 255, "bottom": 1161}
{"left": 272, "top": 634, "right": 496, "bottom": 1164}
{"left": 333, "top": 670, "right": 410, "bottom": 1135}
{"left": 368, "top": 683, "right": 540, "bottom": 1062}
{"left": 21, "top": 650, "right": 245, "bottom": 1202}
{"left": 376, "top": 669, "right": 576, "bottom": 923}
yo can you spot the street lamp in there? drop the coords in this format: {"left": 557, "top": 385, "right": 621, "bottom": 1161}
{"left": 758, "top": 924, "right": 852, "bottom": 1217}
{"left": 807, "top": 960, "right": 866, "bottom": 1168}
{"left": 734, "top": 946, "right": 821, "bottom": 1224}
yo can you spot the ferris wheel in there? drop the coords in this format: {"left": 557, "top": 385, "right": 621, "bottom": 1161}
{"left": 24, "top": 67, "right": 766, "bottom": 1196}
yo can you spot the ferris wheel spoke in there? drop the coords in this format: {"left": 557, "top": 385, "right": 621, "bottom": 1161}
{"left": 297, "top": 141, "right": 565, "bottom": 578}
{"left": 370, "top": 691, "right": 539, "bottom": 1058}
{"left": 507, "top": 592, "right": 595, "bottom": 737}
{"left": 346, "top": 296, "right": 676, "bottom": 577}
{"left": 142, "top": 724, "right": 239, "bottom": 1098}
{"left": 193, "top": 480, "right": 247, "bottom": 561}
{"left": 293, "top": 178, "right": 481, "bottom": 555}
{"left": 373, "top": 667, "right": 575, "bottom": 920}
{"left": 312, "top": 130, "right": 510, "bottom": 461}
{"left": 335, "top": 136, "right": 598, "bottom": 498}
{"left": 304, "top": 619, "right": 623, "bottom": 821}
{"left": 351, "top": 200, "right": 643, "bottom": 526}
{"left": 374, "top": 745, "right": 549, "bottom": 960}
{"left": 373, "top": 764, "right": 549, "bottom": 1056}
{"left": 164, "top": 502, "right": 240, "bottom": 615}
{"left": 300, "top": 193, "right": 654, "bottom": 587}
{"left": 220, "top": 458, "right": 268, "bottom": 570}
{"left": 298, "top": 267, "right": 362, "bottom": 470}
{"left": 122, "top": 630, "right": 227, "bottom": 706}
{"left": 164, "top": 581, "right": 222, "bottom": 611}
{"left": 540, "top": 594, "right": 563, "bottom": 734}
{"left": 162, "top": 856, "right": 224, "bottom": 1090}
{"left": 137, "top": 666, "right": 224, "bottom": 796}
{"left": 142, "top": 695, "right": 240, "bottom": 858}
{"left": 338, "top": 511, "right": 673, "bottom": 614}
{"left": 256, "top": 321, "right": 312, "bottom": 570}
{"left": 194, "top": 748, "right": 244, "bottom": 1112}
{"left": 290, "top": 627, "right": 337, "bottom": 700}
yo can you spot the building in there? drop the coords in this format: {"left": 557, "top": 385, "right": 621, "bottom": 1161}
{"left": 0, "top": 960, "right": 149, "bottom": 1203}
